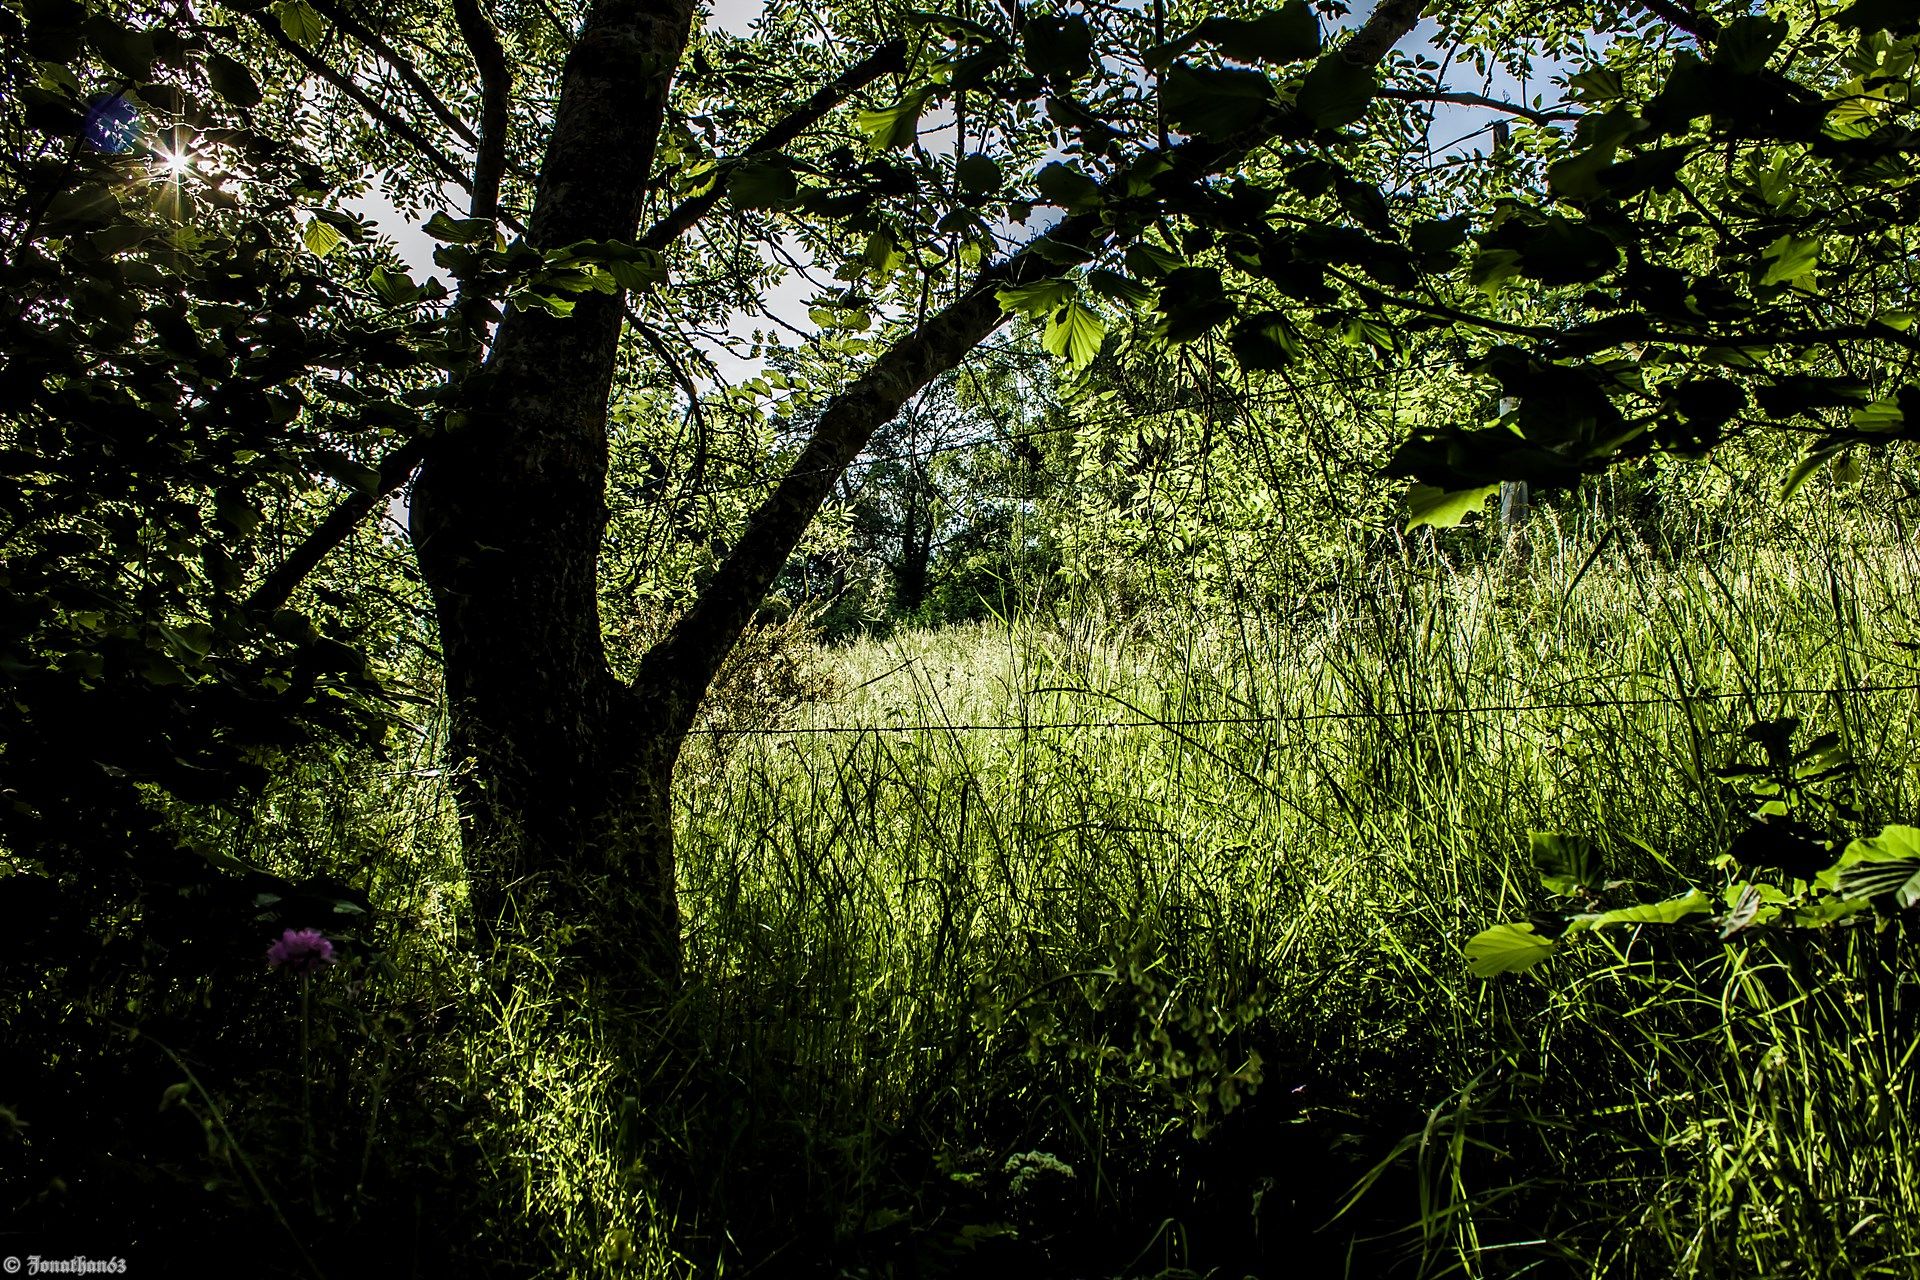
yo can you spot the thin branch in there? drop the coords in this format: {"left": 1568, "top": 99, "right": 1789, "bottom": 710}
{"left": 1330, "top": 266, "right": 1920, "bottom": 358}
{"left": 1378, "top": 87, "right": 1581, "bottom": 125}
{"left": 245, "top": 438, "right": 427, "bottom": 617}
{"left": 305, "top": 0, "right": 481, "bottom": 148}
{"left": 250, "top": 0, "right": 516, "bottom": 619}
{"left": 1632, "top": 0, "right": 1720, "bottom": 42}
{"left": 255, "top": 15, "right": 474, "bottom": 192}
{"left": 452, "top": 0, "right": 511, "bottom": 223}
{"left": 636, "top": 36, "right": 907, "bottom": 252}
{"left": 635, "top": 0, "right": 1435, "bottom": 732}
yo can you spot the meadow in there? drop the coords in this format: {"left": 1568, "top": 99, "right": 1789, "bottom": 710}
{"left": 117, "top": 481, "right": 1912, "bottom": 1279}
{"left": 12, "top": 473, "right": 1920, "bottom": 1279}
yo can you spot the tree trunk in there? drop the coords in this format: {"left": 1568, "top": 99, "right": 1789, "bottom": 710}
{"left": 895, "top": 485, "right": 933, "bottom": 613}
{"left": 408, "top": 0, "right": 696, "bottom": 989}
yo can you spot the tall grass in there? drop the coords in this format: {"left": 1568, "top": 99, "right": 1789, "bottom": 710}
{"left": 51, "top": 493, "right": 1918, "bottom": 1278}
{"left": 626, "top": 497, "right": 1920, "bottom": 1277}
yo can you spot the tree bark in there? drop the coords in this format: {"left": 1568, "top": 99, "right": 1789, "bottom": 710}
{"left": 408, "top": 0, "right": 697, "bottom": 989}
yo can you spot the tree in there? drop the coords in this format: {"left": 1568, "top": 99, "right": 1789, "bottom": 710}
{"left": 7, "top": 0, "right": 1918, "bottom": 1001}
{"left": 400, "top": 0, "right": 1432, "bottom": 990}
{"left": 0, "top": 6, "right": 440, "bottom": 956}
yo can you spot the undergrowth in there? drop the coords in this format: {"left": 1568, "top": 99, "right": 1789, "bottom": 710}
{"left": 9, "top": 494, "right": 1920, "bottom": 1278}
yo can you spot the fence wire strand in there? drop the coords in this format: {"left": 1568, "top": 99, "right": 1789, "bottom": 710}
{"left": 683, "top": 679, "right": 1920, "bottom": 737}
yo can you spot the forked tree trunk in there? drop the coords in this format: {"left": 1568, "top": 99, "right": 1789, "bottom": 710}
{"left": 404, "top": 0, "right": 1428, "bottom": 998}
{"left": 405, "top": 0, "right": 1014, "bottom": 985}
{"left": 408, "top": 0, "right": 697, "bottom": 989}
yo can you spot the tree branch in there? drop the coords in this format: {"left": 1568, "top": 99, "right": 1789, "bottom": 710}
{"left": 635, "top": 0, "right": 1433, "bottom": 736}
{"left": 1340, "top": 0, "right": 1431, "bottom": 67}
{"left": 451, "top": 0, "right": 511, "bottom": 223}
{"left": 245, "top": 438, "right": 428, "bottom": 617}
{"left": 636, "top": 36, "right": 907, "bottom": 252}
{"left": 634, "top": 270, "right": 1017, "bottom": 735}
{"left": 255, "top": 15, "right": 474, "bottom": 193}
{"left": 305, "top": 0, "right": 481, "bottom": 148}
{"left": 1377, "top": 87, "right": 1581, "bottom": 125}
{"left": 1631, "top": 0, "right": 1720, "bottom": 42}
{"left": 245, "top": 0, "right": 515, "bottom": 620}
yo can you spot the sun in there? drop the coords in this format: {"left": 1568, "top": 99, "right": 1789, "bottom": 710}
{"left": 157, "top": 148, "right": 195, "bottom": 177}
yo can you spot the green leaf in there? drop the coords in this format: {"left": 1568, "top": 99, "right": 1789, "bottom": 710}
{"left": 1837, "top": 0, "right": 1920, "bottom": 36}
{"left": 302, "top": 217, "right": 345, "bottom": 259}
{"left": 1547, "top": 145, "right": 1619, "bottom": 201}
{"left": 1295, "top": 55, "right": 1375, "bottom": 129}
{"left": 1196, "top": 4, "right": 1319, "bottom": 63}
{"left": 995, "top": 278, "right": 1076, "bottom": 319}
{"left": 903, "top": 10, "right": 1004, "bottom": 45}
{"left": 1124, "top": 242, "right": 1184, "bottom": 278}
{"left": 1405, "top": 483, "right": 1498, "bottom": 532}
{"left": 1779, "top": 447, "right": 1842, "bottom": 500}
{"left": 314, "top": 453, "right": 382, "bottom": 495}
{"left": 368, "top": 265, "right": 421, "bottom": 307}
{"left": 1025, "top": 236, "right": 1094, "bottom": 266}
{"left": 84, "top": 15, "right": 155, "bottom": 79}
{"left": 956, "top": 153, "right": 1002, "bottom": 195}
{"left": 1849, "top": 399, "right": 1904, "bottom": 433}
{"left": 1465, "top": 923, "right": 1556, "bottom": 977}
{"left": 861, "top": 229, "right": 902, "bottom": 273}
{"left": 1712, "top": 14, "right": 1786, "bottom": 74}
{"left": 90, "top": 223, "right": 153, "bottom": 257}
{"left": 424, "top": 211, "right": 494, "bottom": 244}
{"left": 598, "top": 242, "right": 668, "bottom": 289}
{"left": 1836, "top": 824, "right": 1920, "bottom": 866}
{"left": 1034, "top": 162, "right": 1101, "bottom": 213}
{"left": 1408, "top": 216, "right": 1470, "bottom": 265}
{"left": 1498, "top": 215, "right": 1620, "bottom": 286}
{"left": 855, "top": 89, "right": 931, "bottom": 150}
{"left": 727, "top": 156, "right": 800, "bottom": 209}
{"left": 1085, "top": 268, "right": 1153, "bottom": 307}
{"left": 206, "top": 54, "right": 263, "bottom": 109}
{"left": 1154, "top": 266, "right": 1232, "bottom": 341}
{"left": 1047, "top": 94, "right": 1120, "bottom": 150}
{"left": 1468, "top": 248, "right": 1524, "bottom": 300}
{"left": 1227, "top": 311, "right": 1299, "bottom": 370}
{"left": 1043, "top": 299, "right": 1105, "bottom": 368}
{"left": 1759, "top": 233, "right": 1819, "bottom": 287}
{"left": 1025, "top": 15, "right": 1092, "bottom": 79}
{"left": 272, "top": 0, "right": 326, "bottom": 47}
{"left": 1164, "top": 63, "right": 1275, "bottom": 139}
{"left": 1532, "top": 832, "right": 1603, "bottom": 898}
{"left": 516, "top": 292, "right": 575, "bottom": 317}
{"left": 1567, "top": 67, "right": 1625, "bottom": 103}
{"left": 1583, "top": 889, "right": 1712, "bottom": 928}
{"left": 1836, "top": 859, "right": 1920, "bottom": 908}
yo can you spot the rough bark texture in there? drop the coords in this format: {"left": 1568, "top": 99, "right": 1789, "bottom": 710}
{"left": 409, "top": 0, "right": 697, "bottom": 988}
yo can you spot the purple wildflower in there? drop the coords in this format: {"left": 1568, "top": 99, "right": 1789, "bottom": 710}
{"left": 266, "top": 928, "right": 336, "bottom": 974}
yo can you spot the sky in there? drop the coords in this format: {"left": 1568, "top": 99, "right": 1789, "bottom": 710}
{"left": 345, "top": 0, "right": 1577, "bottom": 385}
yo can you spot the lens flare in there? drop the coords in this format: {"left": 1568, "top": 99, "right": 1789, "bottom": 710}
{"left": 84, "top": 94, "right": 141, "bottom": 154}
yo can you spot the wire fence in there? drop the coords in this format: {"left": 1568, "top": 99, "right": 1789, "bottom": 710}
{"left": 683, "top": 679, "right": 1920, "bottom": 737}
